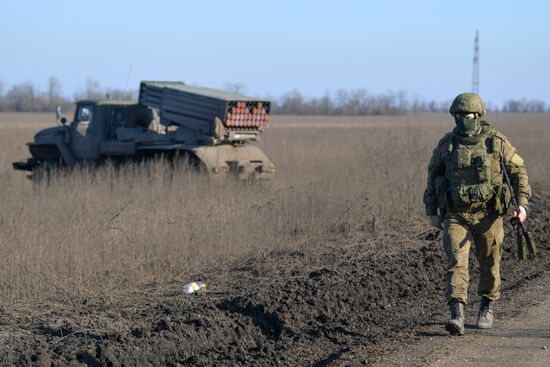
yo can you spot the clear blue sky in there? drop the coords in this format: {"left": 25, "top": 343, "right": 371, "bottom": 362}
{"left": 1, "top": 0, "right": 549, "bottom": 106}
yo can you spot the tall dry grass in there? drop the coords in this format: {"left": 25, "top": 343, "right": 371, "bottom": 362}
{"left": 0, "top": 112, "right": 549, "bottom": 302}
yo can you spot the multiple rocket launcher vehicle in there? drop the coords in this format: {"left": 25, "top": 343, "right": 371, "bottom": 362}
{"left": 13, "top": 81, "right": 275, "bottom": 180}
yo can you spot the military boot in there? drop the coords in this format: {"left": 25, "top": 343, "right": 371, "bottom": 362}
{"left": 445, "top": 300, "right": 465, "bottom": 336}
{"left": 476, "top": 297, "right": 494, "bottom": 329}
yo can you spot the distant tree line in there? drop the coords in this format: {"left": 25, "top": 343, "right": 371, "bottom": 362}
{"left": 270, "top": 90, "right": 549, "bottom": 114}
{"left": 0, "top": 78, "right": 548, "bottom": 114}
{"left": 271, "top": 89, "right": 451, "bottom": 115}
{"left": 499, "top": 98, "right": 547, "bottom": 113}
{"left": 0, "top": 78, "right": 136, "bottom": 112}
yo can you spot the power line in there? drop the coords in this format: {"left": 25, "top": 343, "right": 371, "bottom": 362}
{"left": 472, "top": 30, "right": 479, "bottom": 94}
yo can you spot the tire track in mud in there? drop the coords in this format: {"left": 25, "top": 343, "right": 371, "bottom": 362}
{"left": 1, "top": 193, "right": 549, "bottom": 366}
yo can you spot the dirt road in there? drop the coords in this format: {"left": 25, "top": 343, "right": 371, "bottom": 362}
{"left": 431, "top": 282, "right": 550, "bottom": 367}
{"left": 369, "top": 269, "right": 550, "bottom": 367}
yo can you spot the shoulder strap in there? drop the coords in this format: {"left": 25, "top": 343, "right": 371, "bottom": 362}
{"left": 485, "top": 134, "right": 494, "bottom": 154}
{"left": 438, "top": 133, "right": 454, "bottom": 155}
{"left": 450, "top": 134, "right": 456, "bottom": 155}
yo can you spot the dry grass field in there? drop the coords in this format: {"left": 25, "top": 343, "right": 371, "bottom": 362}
{"left": 0, "top": 112, "right": 549, "bottom": 365}
{"left": 0, "top": 112, "right": 549, "bottom": 303}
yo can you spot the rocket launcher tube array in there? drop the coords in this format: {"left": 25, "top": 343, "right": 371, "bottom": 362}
{"left": 226, "top": 101, "right": 270, "bottom": 127}
{"left": 138, "top": 81, "right": 270, "bottom": 129}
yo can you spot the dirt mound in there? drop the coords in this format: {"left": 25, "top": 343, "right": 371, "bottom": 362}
{"left": 2, "top": 193, "right": 549, "bottom": 366}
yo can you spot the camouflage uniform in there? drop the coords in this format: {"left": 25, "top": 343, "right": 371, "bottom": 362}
{"left": 423, "top": 93, "right": 531, "bottom": 334}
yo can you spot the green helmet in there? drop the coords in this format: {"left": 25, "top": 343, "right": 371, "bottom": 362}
{"left": 449, "top": 93, "right": 486, "bottom": 116}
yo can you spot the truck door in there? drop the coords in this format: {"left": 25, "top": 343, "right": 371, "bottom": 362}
{"left": 71, "top": 104, "right": 99, "bottom": 160}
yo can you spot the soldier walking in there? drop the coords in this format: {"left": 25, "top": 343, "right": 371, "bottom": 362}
{"left": 423, "top": 93, "right": 531, "bottom": 336}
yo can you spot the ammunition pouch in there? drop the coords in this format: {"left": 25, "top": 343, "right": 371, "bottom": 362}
{"left": 494, "top": 180, "right": 511, "bottom": 215}
{"left": 455, "top": 147, "right": 471, "bottom": 169}
{"left": 473, "top": 155, "right": 490, "bottom": 182}
{"left": 449, "top": 182, "right": 493, "bottom": 208}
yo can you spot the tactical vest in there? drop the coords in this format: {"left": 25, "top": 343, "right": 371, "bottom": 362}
{"left": 437, "top": 124, "right": 510, "bottom": 214}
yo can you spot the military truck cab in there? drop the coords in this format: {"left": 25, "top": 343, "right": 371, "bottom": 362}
{"left": 71, "top": 100, "right": 159, "bottom": 160}
{"left": 13, "top": 100, "right": 159, "bottom": 172}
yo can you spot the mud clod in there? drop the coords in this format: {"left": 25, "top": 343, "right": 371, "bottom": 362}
{"left": 217, "top": 298, "right": 285, "bottom": 339}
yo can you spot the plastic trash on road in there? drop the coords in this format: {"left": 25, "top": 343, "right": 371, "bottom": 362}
{"left": 183, "top": 281, "right": 206, "bottom": 295}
